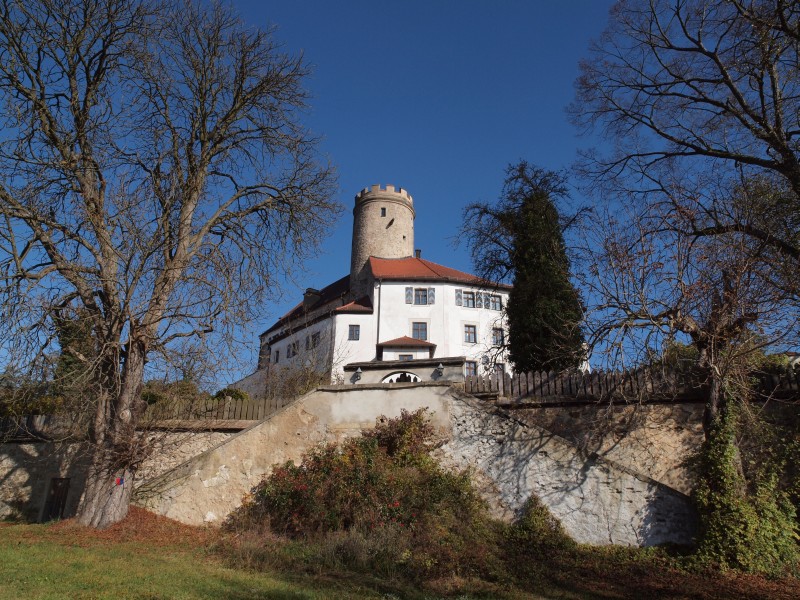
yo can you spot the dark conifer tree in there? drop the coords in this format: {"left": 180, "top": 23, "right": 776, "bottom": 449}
{"left": 463, "top": 162, "right": 584, "bottom": 372}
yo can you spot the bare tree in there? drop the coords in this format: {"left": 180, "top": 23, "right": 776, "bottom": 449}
{"left": 571, "top": 0, "right": 800, "bottom": 276}
{"left": 579, "top": 186, "right": 797, "bottom": 435}
{"left": 0, "top": 0, "right": 338, "bottom": 527}
{"left": 571, "top": 0, "right": 800, "bottom": 570}
{"left": 576, "top": 181, "right": 800, "bottom": 570}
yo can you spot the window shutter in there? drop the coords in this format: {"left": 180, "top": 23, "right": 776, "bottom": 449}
{"left": 484, "top": 293, "right": 491, "bottom": 308}
{"left": 428, "top": 287, "right": 435, "bottom": 304}
{"left": 455, "top": 289, "right": 462, "bottom": 306}
{"left": 476, "top": 293, "right": 483, "bottom": 308}
{"left": 405, "top": 287, "right": 413, "bottom": 304}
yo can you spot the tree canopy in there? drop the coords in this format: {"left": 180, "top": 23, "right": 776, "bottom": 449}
{"left": 571, "top": 0, "right": 800, "bottom": 292}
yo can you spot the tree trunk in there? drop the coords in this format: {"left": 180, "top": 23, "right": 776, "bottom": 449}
{"left": 703, "top": 371, "right": 722, "bottom": 442}
{"left": 77, "top": 452, "right": 135, "bottom": 528}
{"left": 75, "top": 339, "right": 148, "bottom": 528}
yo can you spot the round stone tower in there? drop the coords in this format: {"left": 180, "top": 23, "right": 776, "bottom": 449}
{"left": 350, "top": 184, "right": 415, "bottom": 296}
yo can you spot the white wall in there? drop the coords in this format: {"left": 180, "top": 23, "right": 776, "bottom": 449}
{"left": 243, "top": 279, "right": 511, "bottom": 386}
{"left": 331, "top": 312, "right": 377, "bottom": 379}
{"left": 264, "top": 317, "right": 336, "bottom": 374}
{"left": 374, "top": 281, "right": 509, "bottom": 375}
{"left": 381, "top": 348, "right": 431, "bottom": 360}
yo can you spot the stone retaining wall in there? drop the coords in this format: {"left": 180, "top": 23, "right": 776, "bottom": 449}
{"left": 513, "top": 403, "right": 705, "bottom": 495}
{"left": 0, "top": 442, "right": 89, "bottom": 521}
{"left": 136, "top": 383, "right": 697, "bottom": 546}
{"left": 0, "top": 429, "right": 237, "bottom": 522}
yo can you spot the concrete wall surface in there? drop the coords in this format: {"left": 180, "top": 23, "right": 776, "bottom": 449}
{"left": 442, "top": 390, "right": 697, "bottom": 546}
{"left": 135, "top": 383, "right": 697, "bottom": 546}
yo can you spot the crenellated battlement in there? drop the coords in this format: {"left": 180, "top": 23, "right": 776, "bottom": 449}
{"left": 355, "top": 184, "right": 413, "bottom": 204}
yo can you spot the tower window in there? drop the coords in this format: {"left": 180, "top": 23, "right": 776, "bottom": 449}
{"left": 348, "top": 324, "right": 360, "bottom": 340}
{"left": 412, "top": 322, "right": 427, "bottom": 340}
{"left": 381, "top": 207, "right": 386, "bottom": 217}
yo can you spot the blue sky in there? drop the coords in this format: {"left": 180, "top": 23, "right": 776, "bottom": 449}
{"left": 227, "top": 0, "right": 615, "bottom": 379}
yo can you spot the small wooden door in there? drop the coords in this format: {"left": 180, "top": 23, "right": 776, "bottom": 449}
{"left": 42, "top": 477, "right": 70, "bottom": 521}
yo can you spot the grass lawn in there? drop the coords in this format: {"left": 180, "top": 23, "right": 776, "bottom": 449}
{"left": 1, "top": 508, "right": 799, "bottom": 600}
{"left": 0, "top": 510, "right": 397, "bottom": 600}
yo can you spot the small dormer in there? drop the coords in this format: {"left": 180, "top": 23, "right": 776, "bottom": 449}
{"left": 303, "top": 288, "right": 321, "bottom": 309}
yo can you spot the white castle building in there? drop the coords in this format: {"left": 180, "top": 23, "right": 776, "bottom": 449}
{"left": 235, "top": 184, "right": 510, "bottom": 394}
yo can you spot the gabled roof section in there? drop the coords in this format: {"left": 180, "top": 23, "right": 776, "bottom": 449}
{"left": 263, "top": 274, "right": 350, "bottom": 336}
{"left": 334, "top": 296, "right": 373, "bottom": 314}
{"left": 368, "top": 256, "right": 511, "bottom": 289}
{"left": 377, "top": 336, "right": 437, "bottom": 349}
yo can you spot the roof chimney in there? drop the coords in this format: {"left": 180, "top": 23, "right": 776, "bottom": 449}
{"left": 414, "top": 249, "right": 421, "bottom": 259}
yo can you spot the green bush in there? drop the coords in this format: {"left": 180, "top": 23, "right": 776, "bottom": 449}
{"left": 506, "top": 496, "right": 576, "bottom": 559}
{"left": 212, "top": 387, "right": 249, "bottom": 401}
{"left": 225, "top": 408, "right": 505, "bottom": 581}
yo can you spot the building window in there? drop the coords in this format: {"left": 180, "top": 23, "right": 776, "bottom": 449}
{"left": 305, "top": 335, "right": 310, "bottom": 351}
{"left": 465, "top": 361, "right": 477, "bottom": 377}
{"left": 274, "top": 350, "right": 279, "bottom": 363}
{"left": 311, "top": 332, "right": 320, "bottom": 348}
{"left": 348, "top": 324, "right": 360, "bottom": 340}
{"left": 407, "top": 287, "right": 435, "bottom": 304}
{"left": 398, "top": 354, "right": 413, "bottom": 361}
{"left": 488, "top": 295, "right": 502, "bottom": 310}
{"left": 381, "top": 207, "right": 386, "bottom": 217}
{"left": 287, "top": 342, "right": 298, "bottom": 358}
{"left": 492, "top": 328, "right": 505, "bottom": 346}
{"left": 463, "top": 291, "right": 475, "bottom": 308}
{"left": 412, "top": 322, "right": 427, "bottom": 340}
{"left": 464, "top": 324, "right": 477, "bottom": 344}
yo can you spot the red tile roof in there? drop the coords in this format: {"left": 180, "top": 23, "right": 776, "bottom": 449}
{"left": 368, "top": 256, "right": 510, "bottom": 289}
{"left": 334, "top": 296, "right": 373, "bottom": 313}
{"left": 261, "top": 256, "right": 509, "bottom": 338}
{"left": 377, "top": 336, "right": 437, "bottom": 348}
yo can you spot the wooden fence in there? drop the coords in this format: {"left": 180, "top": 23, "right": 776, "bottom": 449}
{"left": 0, "top": 396, "right": 293, "bottom": 440}
{"left": 465, "top": 368, "right": 800, "bottom": 405}
{"left": 144, "top": 395, "right": 292, "bottom": 423}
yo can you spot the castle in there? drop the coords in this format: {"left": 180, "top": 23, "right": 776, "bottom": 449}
{"left": 235, "top": 184, "right": 511, "bottom": 395}
{"left": 0, "top": 184, "right": 701, "bottom": 546}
